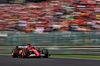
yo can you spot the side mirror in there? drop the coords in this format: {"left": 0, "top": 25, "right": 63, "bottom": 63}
{"left": 37, "top": 48, "right": 40, "bottom": 50}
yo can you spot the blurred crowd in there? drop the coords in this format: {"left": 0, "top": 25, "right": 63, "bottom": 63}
{"left": 0, "top": 0, "right": 100, "bottom": 33}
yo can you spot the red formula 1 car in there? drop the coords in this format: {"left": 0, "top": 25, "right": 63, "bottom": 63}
{"left": 12, "top": 46, "right": 49, "bottom": 58}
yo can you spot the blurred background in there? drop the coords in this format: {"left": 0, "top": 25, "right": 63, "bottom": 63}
{"left": 0, "top": 0, "right": 100, "bottom": 55}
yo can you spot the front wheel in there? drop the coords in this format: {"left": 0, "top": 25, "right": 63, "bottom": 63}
{"left": 22, "top": 49, "right": 30, "bottom": 58}
{"left": 12, "top": 49, "right": 19, "bottom": 58}
{"left": 42, "top": 49, "right": 48, "bottom": 58}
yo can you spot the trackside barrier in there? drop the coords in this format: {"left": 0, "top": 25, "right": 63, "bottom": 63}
{"left": 0, "top": 31, "right": 100, "bottom": 55}
{"left": 0, "top": 46, "right": 100, "bottom": 55}
{"left": 4, "top": 31, "right": 100, "bottom": 46}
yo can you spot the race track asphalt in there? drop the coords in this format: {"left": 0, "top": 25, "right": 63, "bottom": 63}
{"left": 0, "top": 55, "right": 100, "bottom": 66}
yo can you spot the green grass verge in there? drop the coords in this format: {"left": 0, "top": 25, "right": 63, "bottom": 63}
{"left": 51, "top": 55, "right": 100, "bottom": 59}
{"left": 0, "top": 53, "right": 11, "bottom": 55}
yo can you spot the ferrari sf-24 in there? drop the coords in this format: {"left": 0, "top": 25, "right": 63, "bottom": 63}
{"left": 12, "top": 46, "right": 49, "bottom": 58}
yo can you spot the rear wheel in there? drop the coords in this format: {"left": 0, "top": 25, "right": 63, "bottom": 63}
{"left": 12, "top": 49, "right": 19, "bottom": 58}
{"left": 22, "top": 49, "right": 30, "bottom": 58}
{"left": 42, "top": 49, "right": 48, "bottom": 58}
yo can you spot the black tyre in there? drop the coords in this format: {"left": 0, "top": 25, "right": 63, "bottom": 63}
{"left": 42, "top": 49, "right": 48, "bottom": 58}
{"left": 12, "top": 49, "right": 19, "bottom": 58}
{"left": 22, "top": 49, "right": 30, "bottom": 58}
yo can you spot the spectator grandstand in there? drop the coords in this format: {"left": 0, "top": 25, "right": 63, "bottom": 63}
{"left": 0, "top": 0, "right": 100, "bottom": 34}
{"left": 0, "top": 0, "right": 99, "bottom": 47}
